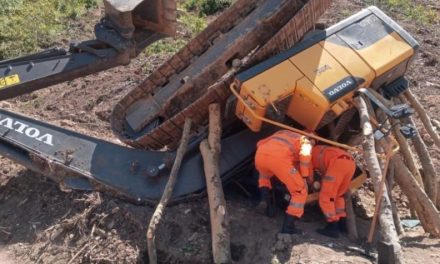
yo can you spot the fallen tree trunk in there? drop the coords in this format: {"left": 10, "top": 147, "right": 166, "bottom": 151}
{"left": 200, "top": 104, "right": 231, "bottom": 264}
{"left": 355, "top": 96, "right": 403, "bottom": 263}
{"left": 147, "top": 119, "right": 192, "bottom": 264}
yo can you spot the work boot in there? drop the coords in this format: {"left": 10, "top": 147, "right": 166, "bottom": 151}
{"left": 338, "top": 217, "right": 348, "bottom": 233}
{"left": 256, "top": 187, "right": 275, "bottom": 217}
{"left": 317, "top": 222, "right": 340, "bottom": 238}
{"left": 280, "top": 214, "right": 303, "bottom": 234}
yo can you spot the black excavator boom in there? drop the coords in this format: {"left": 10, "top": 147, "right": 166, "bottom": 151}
{"left": 0, "top": 109, "right": 271, "bottom": 203}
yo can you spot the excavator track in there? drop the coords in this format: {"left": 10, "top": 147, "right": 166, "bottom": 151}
{"left": 111, "top": 0, "right": 332, "bottom": 150}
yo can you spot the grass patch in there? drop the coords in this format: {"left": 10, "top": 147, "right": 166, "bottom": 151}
{"left": 0, "top": 0, "right": 98, "bottom": 60}
{"left": 367, "top": 0, "right": 439, "bottom": 25}
{"left": 180, "top": 11, "right": 207, "bottom": 37}
{"left": 145, "top": 38, "right": 188, "bottom": 56}
{"left": 144, "top": 5, "right": 207, "bottom": 56}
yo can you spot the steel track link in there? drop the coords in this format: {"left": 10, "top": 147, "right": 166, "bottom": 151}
{"left": 112, "top": 0, "right": 332, "bottom": 150}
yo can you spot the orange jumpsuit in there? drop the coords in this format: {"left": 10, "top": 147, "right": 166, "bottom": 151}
{"left": 255, "top": 130, "right": 312, "bottom": 217}
{"left": 311, "top": 145, "right": 355, "bottom": 222}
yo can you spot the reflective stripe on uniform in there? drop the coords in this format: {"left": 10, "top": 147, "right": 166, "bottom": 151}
{"left": 290, "top": 167, "right": 298, "bottom": 175}
{"left": 300, "top": 161, "right": 310, "bottom": 167}
{"left": 260, "top": 174, "right": 271, "bottom": 179}
{"left": 289, "top": 201, "right": 305, "bottom": 208}
{"left": 323, "top": 175, "right": 336, "bottom": 181}
{"left": 324, "top": 212, "right": 336, "bottom": 218}
{"left": 336, "top": 208, "right": 345, "bottom": 213}
{"left": 275, "top": 130, "right": 301, "bottom": 138}
{"left": 271, "top": 136, "right": 296, "bottom": 153}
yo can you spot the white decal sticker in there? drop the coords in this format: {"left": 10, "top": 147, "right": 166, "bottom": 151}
{"left": 328, "top": 79, "right": 353, "bottom": 96}
{"left": 0, "top": 117, "right": 14, "bottom": 129}
{"left": 0, "top": 116, "right": 54, "bottom": 146}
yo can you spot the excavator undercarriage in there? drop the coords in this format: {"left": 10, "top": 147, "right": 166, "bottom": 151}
{"left": 0, "top": 0, "right": 334, "bottom": 203}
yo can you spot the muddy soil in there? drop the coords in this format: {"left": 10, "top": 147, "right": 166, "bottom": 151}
{"left": 1, "top": 0, "right": 440, "bottom": 263}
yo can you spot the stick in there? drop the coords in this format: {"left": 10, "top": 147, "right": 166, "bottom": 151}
{"left": 354, "top": 96, "right": 403, "bottom": 263}
{"left": 67, "top": 242, "right": 88, "bottom": 264}
{"left": 404, "top": 90, "right": 440, "bottom": 149}
{"left": 147, "top": 119, "right": 192, "bottom": 264}
{"left": 200, "top": 104, "right": 231, "bottom": 264}
{"left": 367, "top": 141, "right": 392, "bottom": 244}
{"left": 386, "top": 162, "right": 404, "bottom": 235}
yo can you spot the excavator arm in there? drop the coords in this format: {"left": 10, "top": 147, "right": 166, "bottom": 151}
{"left": 0, "top": 108, "right": 271, "bottom": 204}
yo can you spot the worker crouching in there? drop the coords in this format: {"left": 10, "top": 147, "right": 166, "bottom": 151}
{"left": 311, "top": 145, "right": 355, "bottom": 238}
{"left": 255, "top": 130, "right": 313, "bottom": 234}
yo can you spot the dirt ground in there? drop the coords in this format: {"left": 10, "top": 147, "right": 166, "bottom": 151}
{"left": 1, "top": 0, "right": 440, "bottom": 263}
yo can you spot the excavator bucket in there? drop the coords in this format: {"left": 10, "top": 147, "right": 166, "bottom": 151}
{"left": 104, "top": 0, "right": 177, "bottom": 38}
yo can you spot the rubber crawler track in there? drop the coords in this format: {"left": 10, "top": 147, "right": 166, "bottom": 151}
{"left": 111, "top": 0, "right": 332, "bottom": 150}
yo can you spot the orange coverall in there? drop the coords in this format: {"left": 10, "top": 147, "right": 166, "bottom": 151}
{"left": 255, "top": 130, "right": 312, "bottom": 217}
{"left": 311, "top": 145, "right": 355, "bottom": 222}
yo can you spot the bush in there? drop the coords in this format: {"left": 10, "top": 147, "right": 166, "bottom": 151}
{"left": 0, "top": 0, "right": 98, "bottom": 60}
{"left": 200, "top": 0, "right": 232, "bottom": 16}
{"left": 183, "top": 0, "right": 232, "bottom": 16}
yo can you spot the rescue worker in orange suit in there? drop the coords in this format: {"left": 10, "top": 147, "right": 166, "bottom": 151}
{"left": 255, "top": 130, "right": 313, "bottom": 234}
{"left": 311, "top": 145, "right": 356, "bottom": 238}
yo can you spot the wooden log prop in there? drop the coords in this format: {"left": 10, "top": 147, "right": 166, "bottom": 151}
{"left": 389, "top": 118, "right": 424, "bottom": 189}
{"left": 200, "top": 104, "right": 231, "bottom": 264}
{"left": 404, "top": 114, "right": 437, "bottom": 204}
{"left": 399, "top": 94, "right": 440, "bottom": 208}
{"left": 355, "top": 96, "right": 403, "bottom": 263}
{"left": 147, "top": 119, "right": 192, "bottom": 264}
{"left": 376, "top": 107, "right": 414, "bottom": 227}
{"left": 392, "top": 155, "right": 440, "bottom": 237}
{"left": 368, "top": 95, "right": 440, "bottom": 236}
{"left": 404, "top": 90, "right": 440, "bottom": 149}
{"left": 369, "top": 92, "right": 422, "bottom": 216}
{"left": 386, "top": 162, "right": 404, "bottom": 235}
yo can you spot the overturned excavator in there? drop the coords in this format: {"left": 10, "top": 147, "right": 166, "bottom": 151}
{"left": 0, "top": 0, "right": 419, "bottom": 204}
